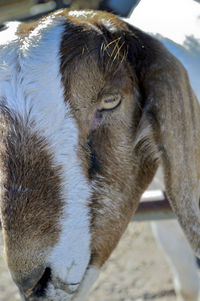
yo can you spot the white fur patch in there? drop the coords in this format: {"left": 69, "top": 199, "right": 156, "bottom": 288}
{"left": 46, "top": 267, "right": 99, "bottom": 301}
{"left": 0, "top": 15, "right": 91, "bottom": 295}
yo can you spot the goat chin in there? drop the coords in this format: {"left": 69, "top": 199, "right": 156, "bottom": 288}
{"left": 0, "top": 7, "right": 200, "bottom": 301}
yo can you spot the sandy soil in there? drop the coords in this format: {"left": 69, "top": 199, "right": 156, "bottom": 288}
{"left": 0, "top": 222, "right": 176, "bottom": 301}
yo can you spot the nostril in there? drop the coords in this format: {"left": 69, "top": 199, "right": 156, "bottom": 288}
{"left": 32, "top": 267, "right": 52, "bottom": 297}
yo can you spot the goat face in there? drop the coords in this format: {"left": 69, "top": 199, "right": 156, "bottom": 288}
{"left": 0, "top": 9, "right": 200, "bottom": 301}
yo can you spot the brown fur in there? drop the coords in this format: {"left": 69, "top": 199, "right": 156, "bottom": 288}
{"left": 59, "top": 12, "right": 160, "bottom": 266}
{"left": 1, "top": 8, "right": 200, "bottom": 299}
{"left": 0, "top": 106, "right": 63, "bottom": 286}
{"left": 17, "top": 20, "right": 40, "bottom": 36}
{"left": 59, "top": 10, "right": 200, "bottom": 264}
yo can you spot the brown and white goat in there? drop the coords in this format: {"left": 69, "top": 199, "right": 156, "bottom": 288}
{"left": 0, "top": 9, "right": 200, "bottom": 301}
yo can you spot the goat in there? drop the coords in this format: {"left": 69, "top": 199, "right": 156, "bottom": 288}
{"left": 0, "top": 9, "right": 200, "bottom": 301}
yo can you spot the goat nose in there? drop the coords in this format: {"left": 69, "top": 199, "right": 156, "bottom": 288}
{"left": 14, "top": 266, "right": 51, "bottom": 299}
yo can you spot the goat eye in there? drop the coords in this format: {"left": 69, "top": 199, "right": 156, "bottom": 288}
{"left": 101, "top": 94, "right": 121, "bottom": 110}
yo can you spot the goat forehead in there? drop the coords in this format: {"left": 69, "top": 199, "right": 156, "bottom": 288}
{"left": 71, "top": 57, "right": 126, "bottom": 86}
{"left": 63, "top": 54, "right": 131, "bottom": 105}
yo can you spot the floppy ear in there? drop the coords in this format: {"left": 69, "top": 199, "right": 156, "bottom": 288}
{"left": 126, "top": 25, "right": 200, "bottom": 256}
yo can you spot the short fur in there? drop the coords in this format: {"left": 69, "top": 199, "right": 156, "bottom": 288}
{"left": 0, "top": 9, "right": 200, "bottom": 301}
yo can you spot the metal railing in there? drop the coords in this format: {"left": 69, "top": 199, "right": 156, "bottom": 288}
{"left": 135, "top": 190, "right": 175, "bottom": 222}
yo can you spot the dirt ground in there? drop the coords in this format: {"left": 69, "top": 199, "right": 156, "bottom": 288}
{"left": 0, "top": 222, "right": 177, "bottom": 301}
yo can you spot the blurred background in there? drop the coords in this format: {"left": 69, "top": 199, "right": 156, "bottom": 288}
{"left": 0, "top": 0, "right": 140, "bottom": 24}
